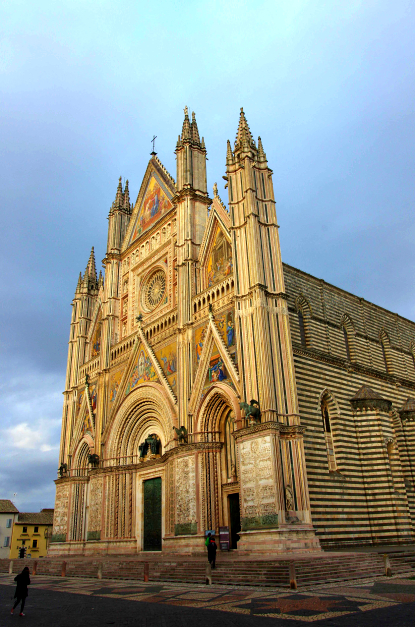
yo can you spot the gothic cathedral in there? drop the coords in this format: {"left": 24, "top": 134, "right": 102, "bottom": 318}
{"left": 51, "top": 109, "right": 415, "bottom": 555}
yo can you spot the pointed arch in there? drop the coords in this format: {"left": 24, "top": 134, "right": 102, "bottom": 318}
{"left": 318, "top": 389, "right": 340, "bottom": 472}
{"left": 72, "top": 436, "right": 93, "bottom": 476}
{"left": 380, "top": 329, "right": 393, "bottom": 374}
{"left": 295, "top": 294, "right": 312, "bottom": 347}
{"left": 340, "top": 313, "right": 356, "bottom": 361}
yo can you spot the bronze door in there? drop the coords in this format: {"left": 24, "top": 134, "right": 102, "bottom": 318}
{"left": 143, "top": 477, "right": 162, "bottom": 551}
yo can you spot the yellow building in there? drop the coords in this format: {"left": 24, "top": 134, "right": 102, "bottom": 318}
{"left": 10, "top": 509, "right": 54, "bottom": 559}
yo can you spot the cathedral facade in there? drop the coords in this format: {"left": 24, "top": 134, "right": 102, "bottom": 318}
{"left": 50, "top": 109, "right": 415, "bottom": 556}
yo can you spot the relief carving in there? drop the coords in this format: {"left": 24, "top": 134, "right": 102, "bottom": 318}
{"left": 53, "top": 483, "right": 69, "bottom": 536}
{"left": 175, "top": 456, "right": 197, "bottom": 535}
{"left": 239, "top": 436, "right": 278, "bottom": 531}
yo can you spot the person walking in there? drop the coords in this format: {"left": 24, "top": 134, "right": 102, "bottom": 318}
{"left": 11, "top": 566, "right": 30, "bottom": 616}
{"left": 207, "top": 535, "right": 217, "bottom": 569}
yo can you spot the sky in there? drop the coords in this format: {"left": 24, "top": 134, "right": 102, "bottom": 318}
{"left": 1, "top": 0, "right": 414, "bottom": 512}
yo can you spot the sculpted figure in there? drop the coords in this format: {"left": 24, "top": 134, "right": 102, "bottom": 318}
{"left": 173, "top": 425, "right": 188, "bottom": 444}
{"left": 239, "top": 399, "right": 261, "bottom": 424}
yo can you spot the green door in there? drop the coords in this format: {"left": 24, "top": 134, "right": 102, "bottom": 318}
{"left": 143, "top": 477, "right": 162, "bottom": 551}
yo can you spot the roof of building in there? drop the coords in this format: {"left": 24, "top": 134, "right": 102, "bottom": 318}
{"left": 350, "top": 385, "right": 385, "bottom": 401}
{"left": 16, "top": 510, "right": 54, "bottom": 525}
{"left": 400, "top": 397, "right": 415, "bottom": 413}
{"left": 0, "top": 500, "right": 19, "bottom": 514}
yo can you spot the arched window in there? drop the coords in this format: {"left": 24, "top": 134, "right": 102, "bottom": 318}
{"left": 296, "top": 295, "right": 312, "bottom": 348}
{"left": 224, "top": 410, "right": 237, "bottom": 481}
{"left": 380, "top": 330, "right": 392, "bottom": 374}
{"left": 321, "top": 398, "right": 337, "bottom": 471}
{"left": 340, "top": 314, "right": 355, "bottom": 362}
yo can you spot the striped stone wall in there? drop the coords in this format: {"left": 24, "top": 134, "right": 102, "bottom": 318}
{"left": 283, "top": 262, "right": 415, "bottom": 547}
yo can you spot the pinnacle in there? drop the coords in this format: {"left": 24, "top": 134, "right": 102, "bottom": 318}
{"left": 75, "top": 272, "right": 82, "bottom": 293}
{"left": 85, "top": 247, "right": 97, "bottom": 282}
{"left": 226, "top": 139, "right": 234, "bottom": 165}
{"left": 124, "top": 179, "right": 130, "bottom": 210}
{"left": 235, "top": 107, "right": 254, "bottom": 148}
{"left": 181, "top": 105, "right": 191, "bottom": 141}
{"left": 258, "top": 136, "right": 267, "bottom": 162}
{"left": 191, "top": 111, "right": 201, "bottom": 144}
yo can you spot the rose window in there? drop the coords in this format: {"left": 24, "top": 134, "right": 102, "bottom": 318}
{"left": 143, "top": 269, "right": 166, "bottom": 311}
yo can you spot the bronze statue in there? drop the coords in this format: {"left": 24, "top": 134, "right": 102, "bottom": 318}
{"left": 173, "top": 425, "right": 188, "bottom": 444}
{"left": 58, "top": 462, "right": 68, "bottom": 477}
{"left": 239, "top": 399, "right": 261, "bottom": 424}
{"left": 88, "top": 453, "right": 100, "bottom": 467}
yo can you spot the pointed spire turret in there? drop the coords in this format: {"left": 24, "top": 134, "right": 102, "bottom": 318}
{"left": 234, "top": 108, "right": 257, "bottom": 159}
{"left": 75, "top": 272, "right": 82, "bottom": 294}
{"left": 191, "top": 111, "right": 201, "bottom": 145}
{"left": 181, "top": 106, "right": 191, "bottom": 141}
{"left": 123, "top": 179, "right": 131, "bottom": 212}
{"left": 257, "top": 136, "right": 267, "bottom": 162}
{"left": 98, "top": 269, "right": 104, "bottom": 289}
{"left": 226, "top": 139, "right": 234, "bottom": 166}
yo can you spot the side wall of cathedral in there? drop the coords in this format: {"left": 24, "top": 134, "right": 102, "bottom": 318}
{"left": 285, "top": 263, "right": 415, "bottom": 546}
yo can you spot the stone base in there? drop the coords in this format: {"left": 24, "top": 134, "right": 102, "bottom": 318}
{"left": 236, "top": 525, "right": 322, "bottom": 554}
{"left": 48, "top": 539, "right": 138, "bottom": 557}
{"left": 162, "top": 534, "right": 206, "bottom": 554}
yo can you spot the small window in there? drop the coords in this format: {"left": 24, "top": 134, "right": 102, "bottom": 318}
{"left": 4, "top": 537, "right": 10, "bottom": 547}
{"left": 34, "top": 526, "right": 39, "bottom": 533}
{"left": 22, "top": 527, "right": 27, "bottom": 533}
{"left": 22, "top": 540, "right": 25, "bottom": 546}
{"left": 343, "top": 327, "right": 351, "bottom": 360}
{"left": 298, "top": 311, "right": 307, "bottom": 347}
{"left": 381, "top": 342, "right": 390, "bottom": 373}
{"left": 32, "top": 540, "right": 38, "bottom": 548}
{"left": 6, "top": 519, "right": 12, "bottom": 528}
{"left": 322, "top": 404, "right": 331, "bottom": 433}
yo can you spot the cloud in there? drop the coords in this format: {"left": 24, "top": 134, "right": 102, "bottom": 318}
{"left": 6, "top": 422, "right": 59, "bottom": 452}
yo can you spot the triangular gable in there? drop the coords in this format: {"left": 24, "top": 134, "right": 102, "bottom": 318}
{"left": 108, "top": 326, "right": 177, "bottom": 421}
{"left": 199, "top": 197, "right": 231, "bottom": 267}
{"left": 123, "top": 157, "right": 176, "bottom": 250}
{"left": 71, "top": 379, "right": 97, "bottom": 453}
{"left": 88, "top": 304, "right": 102, "bottom": 359}
{"left": 189, "top": 314, "right": 239, "bottom": 417}
{"left": 124, "top": 343, "right": 159, "bottom": 396}
{"left": 199, "top": 203, "right": 232, "bottom": 292}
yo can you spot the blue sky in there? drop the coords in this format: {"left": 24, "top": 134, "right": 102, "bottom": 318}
{"left": 1, "top": 0, "right": 414, "bottom": 511}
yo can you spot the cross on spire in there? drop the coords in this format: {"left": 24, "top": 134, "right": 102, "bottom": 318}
{"left": 151, "top": 135, "right": 157, "bottom": 155}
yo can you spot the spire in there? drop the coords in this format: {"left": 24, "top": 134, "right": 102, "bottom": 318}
{"left": 98, "top": 269, "right": 104, "bottom": 289}
{"left": 85, "top": 247, "right": 97, "bottom": 282}
{"left": 257, "top": 136, "right": 267, "bottom": 162}
{"left": 181, "top": 105, "right": 191, "bottom": 141}
{"left": 123, "top": 179, "right": 130, "bottom": 212}
{"left": 235, "top": 107, "right": 255, "bottom": 148}
{"left": 226, "top": 139, "right": 234, "bottom": 165}
{"left": 75, "top": 272, "right": 82, "bottom": 294}
{"left": 191, "top": 111, "right": 201, "bottom": 145}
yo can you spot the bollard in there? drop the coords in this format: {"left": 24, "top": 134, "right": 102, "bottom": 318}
{"left": 32, "top": 561, "right": 38, "bottom": 576}
{"left": 383, "top": 554, "right": 392, "bottom": 577}
{"left": 144, "top": 562, "right": 149, "bottom": 582}
{"left": 9, "top": 560, "right": 13, "bottom": 575}
{"left": 205, "top": 563, "right": 212, "bottom": 585}
{"left": 289, "top": 562, "right": 297, "bottom": 590}
{"left": 97, "top": 563, "right": 102, "bottom": 580}
{"left": 61, "top": 561, "right": 67, "bottom": 577}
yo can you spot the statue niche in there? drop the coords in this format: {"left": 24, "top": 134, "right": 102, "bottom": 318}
{"left": 139, "top": 434, "right": 161, "bottom": 461}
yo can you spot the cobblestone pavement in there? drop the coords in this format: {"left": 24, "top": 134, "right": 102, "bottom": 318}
{"left": 2, "top": 572, "right": 415, "bottom": 626}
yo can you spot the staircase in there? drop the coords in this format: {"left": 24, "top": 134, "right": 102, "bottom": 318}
{"left": 1, "top": 550, "right": 414, "bottom": 589}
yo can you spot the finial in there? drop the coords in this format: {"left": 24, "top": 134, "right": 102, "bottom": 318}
{"left": 184, "top": 105, "right": 189, "bottom": 117}
{"left": 213, "top": 182, "right": 218, "bottom": 197}
{"left": 192, "top": 111, "right": 196, "bottom": 121}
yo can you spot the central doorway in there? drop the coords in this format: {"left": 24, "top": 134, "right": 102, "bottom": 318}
{"left": 228, "top": 493, "right": 241, "bottom": 549}
{"left": 143, "top": 477, "right": 162, "bottom": 551}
